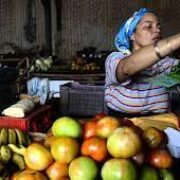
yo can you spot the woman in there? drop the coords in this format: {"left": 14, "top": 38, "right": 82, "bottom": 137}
{"left": 105, "top": 8, "right": 180, "bottom": 117}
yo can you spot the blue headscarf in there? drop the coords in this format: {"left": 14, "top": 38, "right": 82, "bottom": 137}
{"left": 115, "top": 8, "right": 151, "bottom": 54}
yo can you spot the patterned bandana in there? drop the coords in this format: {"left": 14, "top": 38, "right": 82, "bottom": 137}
{"left": 115, "top": 8, "right": 150, "bottom": 54}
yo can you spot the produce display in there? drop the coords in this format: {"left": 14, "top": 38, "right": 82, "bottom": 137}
{"left": 0, "top": 114, "right": 177, "bottom": 179}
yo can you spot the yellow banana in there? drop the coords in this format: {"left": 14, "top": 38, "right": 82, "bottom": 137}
{"left": 8, "top": 129, "right": 17, "bottom": 144}
{"left": 15, "top": 129, "right": 26, "bottom": 145}
{"left": 11, "top": 153, "right": 25, "bottom": 170}
{"left": 0, "top": 128, "right": 8, "bottom": 146}
{"left": 0, "top": 145, "right": 12, "bottom": 164}
{"left": 8, "top": 144, "right": 26, "bottom": 156}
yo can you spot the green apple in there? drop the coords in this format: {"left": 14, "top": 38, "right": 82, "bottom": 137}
{"left": 52, "top": 116, "right": 82, "bottom": 138}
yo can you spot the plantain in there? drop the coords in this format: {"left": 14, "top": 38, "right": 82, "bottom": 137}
{"left": 8, "top": 129, "right": 17, "bottom": 145}
{"left": 11, "top": 153, "right": 25, "bottom": 170}
{"left": 8, "top": 144, "right": 26, "bottom": 156}
{"left": 0, "top": 145, "right": 12, "bottom": 164}
{"left": 15, "top": 129, "right": 26, "bottom": 146}
{"left": 0, "top": 128, "right": 8, "bottom": 146}
{"left": 129, "top": 113, "right": 179, "bottom": 129}
{"left": 145, "top": 119, "right": 177, "bottom": 130}
{"left": 129, "top": 113, "right": 179, "bottom": 131}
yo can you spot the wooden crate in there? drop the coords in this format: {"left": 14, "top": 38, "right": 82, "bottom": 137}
{"left": 0, "top": 105, "right": 52, "bottom": 132}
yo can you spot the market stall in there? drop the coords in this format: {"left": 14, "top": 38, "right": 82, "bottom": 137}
{"left": 0, "top": 0, "right": 180, "bottom": 179}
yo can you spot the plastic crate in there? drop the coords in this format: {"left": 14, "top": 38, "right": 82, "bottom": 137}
{"left": 0, "top": 105, "right": 52, "bottom": 132}
{"left": 59, "top": 82, "right": 107, "bottom": 117}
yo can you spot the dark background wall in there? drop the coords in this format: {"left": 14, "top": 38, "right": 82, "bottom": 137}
{"left": 0, "top": 0, "right": 47, "bottom": 54}
{"left": 0, "top": 0, "right": 180, "bottom": 63}
{"left": 57, "top": 0, "right": 180, "bottom": 62}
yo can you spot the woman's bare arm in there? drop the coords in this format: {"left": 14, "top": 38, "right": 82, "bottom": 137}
{"left": 116, "top": 33, "right": 180, "bottom": 82}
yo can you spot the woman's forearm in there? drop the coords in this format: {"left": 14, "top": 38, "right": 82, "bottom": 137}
{"left": 116, "top": 33, "right": 180, "bottom": 81}
{"left": 158, "top": 33, "right": 180, "bottom": 56}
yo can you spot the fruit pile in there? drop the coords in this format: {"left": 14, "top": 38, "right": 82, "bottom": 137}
{"left": 0, "top": 114, "right": 176, "bottom": 179}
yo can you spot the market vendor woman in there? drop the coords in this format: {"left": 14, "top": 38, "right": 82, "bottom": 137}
{"left": 105, "top": 8, "right": 180, "bottom": 117}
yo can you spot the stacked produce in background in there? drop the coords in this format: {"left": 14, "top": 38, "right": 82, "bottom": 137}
{"left": 30, "top": 56, "right": 53, "bottom": 72}
{"left": 71, "top": 57, "right": 100, "bottom": 72}
{"left": 71, "top": 47, "right": 111, "bottom": 72}
{"left": 0, "top": 113, "right": 177, "bottom": 179}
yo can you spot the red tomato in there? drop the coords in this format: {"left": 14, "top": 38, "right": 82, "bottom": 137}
{"left": 81, "top": 137, "right": 108, "bottom": 162}
{"left": 46, "top": 161, "right": 69, "bottom": 180}
{"left": 83, "top": 121, "right": 97, "bottom": 139}
{"left": 96, "top": 116, "right": 120, "bottom": 138}
{"left": 148, "top": 146, "right": 173, "bottom": 168}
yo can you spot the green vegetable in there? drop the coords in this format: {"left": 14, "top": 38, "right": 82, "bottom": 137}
{"left": 145, "top": 61, "right": 180, "bottom": 89}
{"left": 146, "top": 75, "right": 180, "bottom": 88}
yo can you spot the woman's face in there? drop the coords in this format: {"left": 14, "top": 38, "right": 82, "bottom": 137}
{"left": 131, "top": 13, "right": 161, "bottom": 50}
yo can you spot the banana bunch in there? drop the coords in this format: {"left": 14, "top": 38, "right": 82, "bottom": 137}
{"left": 0, "top": 145, "right": 25, "bottom": 171}
{"left": 0, "top": 128, "right": 31, "bottom": 146}
{"left": 0, "top": 147, "right": 25, "bottom": 179}
{"left": 0, "top": 128, "right": 29, "bottom": 177}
